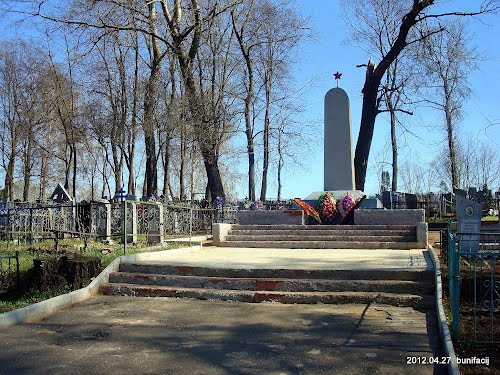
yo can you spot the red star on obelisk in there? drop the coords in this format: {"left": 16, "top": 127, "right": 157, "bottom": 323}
{"left": 334, "top": 71, "right": 342, "bottom": 87}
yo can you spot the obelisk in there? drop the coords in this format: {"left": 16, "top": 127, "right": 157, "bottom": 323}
{"left": 324, "top": 81, "right": 355, "bottom": 191}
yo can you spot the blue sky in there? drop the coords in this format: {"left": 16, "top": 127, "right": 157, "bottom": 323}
{"left": 255, "top": 0, "right": 500, "bottom": 200}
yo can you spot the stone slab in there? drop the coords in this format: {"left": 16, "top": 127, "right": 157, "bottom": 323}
{"left": 360, "top": 198, "right": 383, "bottom": 209}
{"left": 128, "top": 247, "right": 433, "bottom": 272}
{"left": 354, "top": 209, "right": 425, "bottom": 225}
{"left": 238, "top": 210, "right": 304, "bottom": 225}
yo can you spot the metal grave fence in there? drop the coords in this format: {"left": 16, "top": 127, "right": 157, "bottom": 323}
{"left": 448, "top": 225, "right": 500, "bottom": 343}
{"left": 0, "top": 251, "right": 19, "bottom": 291}
{"left": 0, "top": 201, "right": 240, "bottom": 253}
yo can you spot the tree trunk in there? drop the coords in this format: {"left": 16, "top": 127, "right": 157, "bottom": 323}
{"left": 353, "top": 1, "right": 432, "bottom": 190}
{"left": 143, "top": 1, "right": 162, "bottom": 198}
{"left": 127, "top": 33, "right": 140, "bottom": 197}
{"left": 179, "top": 128, "right": 186, "bottom": 200}
{"left": 5, "top": 153, "right": 15, "bottom": 202}
{"left": 39, "top": 151, "right": 48, "bottom": 202}
{"left": 260, "top": 76, "right": 271, "bottom": 202}
{"left": 445, "top": 88, "right": 458, "bottom": 189}
{"left": 72, "top": 145, "right": 77, "bottom": 199}
{"left": 277, "top": 128, "right": 283, "bottom": 201}
{"left": 354, "top": 62, "right": 378, "bottom": 191}
{"left": 200, "top": 143, "right": 224, "bottom": 202}
{"left": 23, "top": 131, "right": 34, "bottom": 201}
{"left": 390, "top": 108, "right": 398, "bottom": 192}
{"left": 162, "top": 133, "right": 172, "bottom": 200}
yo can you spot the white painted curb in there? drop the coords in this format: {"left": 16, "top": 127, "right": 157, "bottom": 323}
{"left": 0, "top": 243, "right": 203, "bottom": 327}
{"left": 428, "top": 245, "right": 460, "bottom": 375}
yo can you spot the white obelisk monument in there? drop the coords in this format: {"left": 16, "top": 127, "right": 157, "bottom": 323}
{"left": 324, "top": 71, "right": 355, "bottom": 191}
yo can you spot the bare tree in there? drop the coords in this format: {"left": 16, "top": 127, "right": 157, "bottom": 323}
{"left": 341, "top": 0, "right": 499, "bottom": 190}
{"left": 418, "top": 20, "right": 479, "bottom": 190}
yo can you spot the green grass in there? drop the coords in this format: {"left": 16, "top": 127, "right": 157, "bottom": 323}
{"left": 0, "top": 285, "right": 72, "bottom": 313}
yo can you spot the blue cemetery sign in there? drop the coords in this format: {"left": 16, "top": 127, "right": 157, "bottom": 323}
{"left": 114, "top": 188, "right": 127, "bottom": 202}
{"left": 456, "top": 195, "right": 482, "bottom": 253}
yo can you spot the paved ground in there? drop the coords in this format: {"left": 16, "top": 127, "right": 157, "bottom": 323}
{"left": 0, "top": 246, "right": 444, "bottom": 374}
{"left": 138, "top": 246, "right": 432, "bottom": 271}
{"left": 0, "top": 296, "right": 445, "bottom": 375}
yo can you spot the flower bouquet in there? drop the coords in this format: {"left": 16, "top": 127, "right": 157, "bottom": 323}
{"left": 292, "top": 198, "right": 321, "bottom": 223}
{"left": 250, "top": 200, "right": 263, "bottom": 210}
{"left": 317, "top": 192, "right": 338, "bottom": 224}
{"left": 337, "top": 192, "right": 365, "bottom": 222}
{"left": 213, "top": 196, "right": 225, "bottom": 209}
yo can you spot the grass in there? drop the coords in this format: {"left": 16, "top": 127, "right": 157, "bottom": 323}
{"left": 0, "top": 236, "right": 186, "bottom": 314}
{"left": 0, "top": 285, "right": 72, "bottom": 314}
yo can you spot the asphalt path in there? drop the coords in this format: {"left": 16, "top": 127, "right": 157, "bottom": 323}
{"left": 0, "top": 295, "right": 446, "bottom": 375}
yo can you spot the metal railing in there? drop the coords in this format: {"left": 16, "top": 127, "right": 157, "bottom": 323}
{"left": 0, "top": 251, "right": 20, "bottom": 291}
{"left": 448, "top": 225, "right": 500, "bottom": 343}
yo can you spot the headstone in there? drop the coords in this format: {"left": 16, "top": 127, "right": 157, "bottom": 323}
{"left": 381, "top": 191, "right": 392, "bottom": 209}
{"left": 324, "top": 87, "right": 355, "bottom": 191}
{"left": 456, "top": 195, "right": 482, "bottom": 253}
{"left": 405, "top": 194, "right": 417, "bottom": 209}
{"left": 147, "top": 203, "right": 164, "bottom": 244}
{"left": 359, "top": 198, "right": 383, "bottom": 209}
{"left": 90, "top": 201, "right": 111, "bottom": 242}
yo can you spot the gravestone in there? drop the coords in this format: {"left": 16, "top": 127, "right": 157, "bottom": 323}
{"left": 324, "top": 87, "right": 355, "bottom": 191}
{"left": 406, "top": 193, "right": 417, "bottom": 209}
{"left": 456, "top": 195, "right": 482, "bottom": 253}
{"left": 122, "top": 201, "right": 137, "bottom": 244}
{"left": 147, "top": 203, "right": 164, "bottom": 244}
{"left": 90, "top": 200, "right": 111, "bottom": 242}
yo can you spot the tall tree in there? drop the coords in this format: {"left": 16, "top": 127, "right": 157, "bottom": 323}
{"left": 341, "top": 0, "right": 499, "bottom": 190}
{"left": 418, "top": 20, "right": 478, "bottom": 190}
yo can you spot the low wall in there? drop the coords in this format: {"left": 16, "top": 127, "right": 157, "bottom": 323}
{"left": 354, "top": 209, "right": 425, "bottom": 225}
{"left": 239, "top": 210, "right": 305, "bottom": 225}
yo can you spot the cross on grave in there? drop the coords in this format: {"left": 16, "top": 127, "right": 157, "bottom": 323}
{"left": 114, "top": 188, "right": 127, "bottom": 202}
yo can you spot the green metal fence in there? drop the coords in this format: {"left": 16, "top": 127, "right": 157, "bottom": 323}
{"left": 448, "top": 224, "right": 500, "bottom": 343}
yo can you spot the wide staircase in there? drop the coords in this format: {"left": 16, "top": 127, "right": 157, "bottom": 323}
{"left": 100, "top": 262, "right": 434, "bottom": 309}
{"left": 220, "top": 224, "right": 420, "bottom": 249}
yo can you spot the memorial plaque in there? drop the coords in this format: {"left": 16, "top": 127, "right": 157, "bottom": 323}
{"left": 456, "top": 195, "right": 482, "bottom": 253}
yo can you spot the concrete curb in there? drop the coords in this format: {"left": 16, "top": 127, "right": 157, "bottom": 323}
{"left": 427, "top": 245, "right": 460, "bottom": 375}
{"left": 0, "top": 244, "right": 203, "bottom": 327}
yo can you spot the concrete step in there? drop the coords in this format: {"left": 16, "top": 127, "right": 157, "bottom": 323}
{"left": 109, "top": 272, "right": 434, "bottom": 294}
{"left": 219, "top": 240, "right": 421, "bottom": 250}
{"left": 229, "top": 229, "right": 416, "bottom": 236}
{"left": 232, "top": 224, "right": 416, "bottom": 231}
{"left": 224, "top": 234, "right": 416, "bottom": 242}
{"left": 119, "top": 263, "right": 433, "bottom": 281}
{"left": 100, "top": 283, "right": 434, "bottom": 309}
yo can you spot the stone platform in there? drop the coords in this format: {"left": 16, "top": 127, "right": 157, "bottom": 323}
{"left": 213, "top": 224, "right": 427, "bottom": 249}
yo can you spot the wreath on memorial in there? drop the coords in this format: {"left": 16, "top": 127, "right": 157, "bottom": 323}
{"left": 337, "top": 192, "right": 364, "bottom": 222}
{"left": 250, "top": 200, "right": 263, "bottom": 210}
{"left": 317, "top": 192, "right": 338, "bottom": 224}
{"left": 292, "top": 198, "right": 321, "bottom": 223}
{"left": 213, "top": 196, "right": 224, "bottom": 209}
